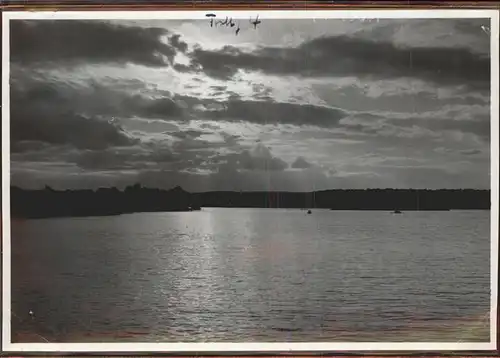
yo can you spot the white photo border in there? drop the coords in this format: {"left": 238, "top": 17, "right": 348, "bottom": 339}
{"left": 2, "top": 8, "right": 499, "bottom": 353}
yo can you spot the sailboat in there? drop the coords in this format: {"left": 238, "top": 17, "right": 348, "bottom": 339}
{"left": 306, "top": 188, "right": 315, "bottom": 215}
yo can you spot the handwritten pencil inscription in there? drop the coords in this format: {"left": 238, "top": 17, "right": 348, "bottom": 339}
{"left": 206, "top": 13, "right": 261, "bottom": 35}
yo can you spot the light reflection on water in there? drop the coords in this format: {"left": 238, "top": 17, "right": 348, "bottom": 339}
{"left": 11, "top": 208, "right": 490, "bottom": 342}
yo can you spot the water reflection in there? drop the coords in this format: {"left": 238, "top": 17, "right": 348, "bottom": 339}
{"left": 11, "top": 209, "right": 490, "bottom": 342}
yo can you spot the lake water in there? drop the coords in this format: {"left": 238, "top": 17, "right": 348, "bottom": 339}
{"left": 11, "top": 208, "right": 491, "bottom": 342}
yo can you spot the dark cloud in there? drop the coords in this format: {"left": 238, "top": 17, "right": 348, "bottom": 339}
{"left": 460, "top": 149, "right": 482, "bottom": 156}
{"left": 11, "top": 20, "right": 177, "bottom": 67}
{"left": 128, "top": 94, "right": 185, "bottom": 119}
{"left": 187, "top": 34, "right": 489, "bottom": 90}
{"left": 435, "top": 147, "right": 485, "bottom": 157}
{"left": 10, "top": 136, "right": 294, "bottom": 190}
{"left": 11, "top": 72, "right": 186, "bottom": 126}
{"left": 199, "top": 98, "right": 347, "bottom": 128}
{"left": 10, "top": 67, "right": 489, "bottom": 170}
{"left": 385, "top": 117, "right": 490, "bottom": 141}
{"left": 11, "top": 133, "right": 220, "bottom": 177}
{"left": 174, "top": 93, "right": 346, "bottom": 128}
{"left": 237, "top": 144, "right": 288, "bottom": 171}
{"left": 168, "top": 33, "right": 188, "bottom": 53}
{"left": 11, "top": 107, "right": 137, "bottom": 151}
{"left": 10, "top": 75, "right": 138, "bottom": 151}
{"left": 211, "top": 86, "right": 228, "bottom": 92}
{"left": 291, "top": 156, "right": 313, "bottom": 169}
{"left": 10, "top": 140, "right": 53, "bottom": 154}
{"left": 338, "top": 108, "right": 490, "bottom": 142}
{"left": 75, "top": 145, "right": 176, "bottom": 171}
{"left": 173, "top": 63, "right": 197, "bottom": 73}
{"left": 169, "top": 130, "right": 206, "bottom": 139}
{"left": 190, "top": 95, "right": 489, "bottom": 142}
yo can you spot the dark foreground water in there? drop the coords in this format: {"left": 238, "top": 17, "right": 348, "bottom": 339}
{"left": 11, "top": 209, "right": 490, "bottom": 342}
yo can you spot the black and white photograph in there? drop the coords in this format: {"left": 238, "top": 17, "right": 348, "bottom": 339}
{"left": 2, "top": 9, "right": 499, "bottom": 352}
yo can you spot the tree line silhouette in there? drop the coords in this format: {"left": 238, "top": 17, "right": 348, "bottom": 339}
{"left": 11, "top": 184, "right": 200, "bottom": 219}
{"left": 10, "top": 185, "right": 490, "bottom": 219}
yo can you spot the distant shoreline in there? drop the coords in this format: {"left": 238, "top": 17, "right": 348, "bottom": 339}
{"left": 10, "top": 185, "right": 491, "bottom": 219}
{"left": 11, "top": 209, "right": 491, "bottom": 221}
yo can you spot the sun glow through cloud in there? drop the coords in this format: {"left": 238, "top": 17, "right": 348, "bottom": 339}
{"left": 6, "top": 13, "right": 494, "bottom": 192}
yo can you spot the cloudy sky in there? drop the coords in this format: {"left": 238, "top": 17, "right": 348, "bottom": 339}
{"left": 8, "top": 15, "right": 492, "bottom": 192}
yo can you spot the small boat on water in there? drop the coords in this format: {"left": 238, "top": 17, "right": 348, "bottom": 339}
{"left": 392, "top": 210, "right": 402, "bottom": 214}
{"left": 307, "top": 210, "right": 312, "bottom": 214}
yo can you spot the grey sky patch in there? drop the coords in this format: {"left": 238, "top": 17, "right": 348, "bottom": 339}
{"left": 11, "top": 140, "right": 54, "bottom": 154}
{"left": 211, "top": 144, "right": 289, "bottom": 173}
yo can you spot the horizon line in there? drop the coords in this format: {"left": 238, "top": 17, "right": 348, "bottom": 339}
{"left": 10, "top": 185, "right": 492, "bottom": 193}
